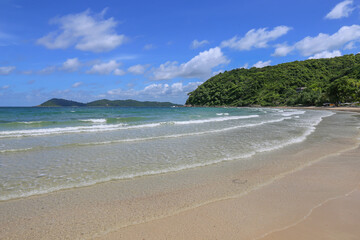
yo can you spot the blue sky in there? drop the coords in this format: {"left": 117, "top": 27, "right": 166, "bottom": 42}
{"left": 0, "top": 0, "right": 359, "bottom": 106}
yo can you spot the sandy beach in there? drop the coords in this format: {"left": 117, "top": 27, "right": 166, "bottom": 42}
{"left": 0, "top": 110, "right": 359, "bottom": 240}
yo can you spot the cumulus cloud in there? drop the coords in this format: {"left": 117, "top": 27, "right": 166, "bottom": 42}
{"left": 127, "top": 64, "right": 149, "bottom": 75}
{"left": 87, "top": 60, "right": 122, "bottom": 75}
{"left": 272, "top": 43, "right": 294, "bottom": 57}
{"left": 325, "top": 0, "right": 354, "bottom": 19}
{"left": 153, "top": 47, "right": 229, "bottom": 80}
{"left": 61, "top": 58, "right": 81, "bottom": 72}
{"left": 108, "top": 81, "right": 202, "bottom": 99}
{"left": 221, "top": 26, "right": 291, "bottom": 51}
{"left": 295, "top": 25, "right": 360, "bottom": 56}
{"left": 344, "top": 41, "right": 356, "bottom": 50}
{"left": 37, "top": 9, "right": 126, "bottom": 52}
{"left": 273, "top": 25, "right": 360, "bottom": 57}
{"left": 72, "top": 82, "right": 83, "bottom": 88}
{"left": 308, "top": 50, "right": 342, "bottom": 59}
{"left": 253, "top": 60, "right": 271, "bottom": 68}
{"left": 0, "top": 66, "right": 15, "bottom": 75}
{"left": 191, "top": 39, "right": 209, "bottom": 49}
{"left": 114, "top": 69, "right": 126, "bottom": 76}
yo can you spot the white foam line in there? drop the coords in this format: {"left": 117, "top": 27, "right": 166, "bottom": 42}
{"left": 0, "top": 152, "right": 256, "bottom": 201}
{"left": 0, "top": 117, "right": 287, "bottom": 153}
{"left": 0, "top": 114, "right": 333, "bottom": 200}
{"left": 173, "top": 115, "right": 259, "bottom": 125}
{"left": 0, "top": 147, "right": 33, "bottom": 153}
{"left": 0, "top": 115, "right": 259, "bottom": 138}
{"left": 80, "top": 118, "right": 107, "bottom": 124}
{"left": 78, "top": 117, "right": 288, "bottom": 147}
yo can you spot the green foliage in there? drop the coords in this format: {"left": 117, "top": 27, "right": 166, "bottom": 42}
{"left": 186, "top": 54, "right": 360, "bottom": 106}
{"left": 39, "top": 98, "right": 85, "bottom": 107}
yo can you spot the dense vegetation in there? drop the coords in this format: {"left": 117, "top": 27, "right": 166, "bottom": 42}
{"left": 39, "top": 98, "right": 86, "bottom": 107}
{"left": 186, "top": 54, "right": 360, "bottom": 107}
{"left": 39, "top": 98, "right": 181, "bottom": 107}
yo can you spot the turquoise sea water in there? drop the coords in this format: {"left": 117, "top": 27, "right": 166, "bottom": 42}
{"left": 0, "top": 107, "right": 333, "bottom": 201}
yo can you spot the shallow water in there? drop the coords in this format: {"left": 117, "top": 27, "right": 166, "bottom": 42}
{"left": 0, "top": 107, "right": 334, "bottom": 201}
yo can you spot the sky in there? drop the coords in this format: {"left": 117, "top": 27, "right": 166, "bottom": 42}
{"left": 0, "top": 0, "right": 359, "bottom": 106}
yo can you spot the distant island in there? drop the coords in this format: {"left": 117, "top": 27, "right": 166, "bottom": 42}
{"left": 39, "top": 98, "right": 182, "bottom": 107}
{"left": 186, "top": 54, "right": 360, "bottom": 107}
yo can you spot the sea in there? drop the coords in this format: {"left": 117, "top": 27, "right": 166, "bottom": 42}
{"left": 0, "top": 107, "right": 334, "bottom": 201}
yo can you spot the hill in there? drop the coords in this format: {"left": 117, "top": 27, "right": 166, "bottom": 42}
{"left": 38, "top": 98, "right": 181, "bottom": 107}
{"left": 186, "top": 54, "right": 360, "bottom": 107}
{"left": 39, "top": 98, "right": 86, "bottom": 107}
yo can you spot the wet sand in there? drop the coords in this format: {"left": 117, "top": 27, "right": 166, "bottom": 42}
{"left": 0, "top": 111, "right": 359, "bottom": 240}
{"left": 100, "top": 143, "right": 360, "bottom": 240}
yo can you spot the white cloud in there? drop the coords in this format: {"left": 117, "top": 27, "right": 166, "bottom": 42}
{"left": 295, "top": 25, "right": 360, "bottom": 56}
{"left": 253, "top": 60, "right": 271, "bottom": 68}
{"left": 308, "top": 50, "right": 342, "bottom": 59}
{"left": 153, "top": 47, "right": 229, "bottom": 80}
{"left": 1, "top": 85, "right": 10, "bottom": 89}
{"left": 344, "top": 41, "right": 356, "bottom": 50}
{"left": 0, "top": 66, "right": 15, "bottom": 75}
{"left": 108, "top": 81, "right": 202, "bottom": 99}
{"left": 240, "top": 63, "right": 249, "bottom": 69}
{"left": 114, "top": 69, "right": 126, "bottom": 76}
{"left": 37, "top": 9, "right": 126, "bottom": 52}
{"left": 127, "top": 64, "right": 149, "bottom": 75}
{"left": 72, "top": 82, "right": 83, "bottom": 88}
{"left": 274, "top": 25, "right": 360, "bottom": 57}
{"left": 212, "top": 69, "right": 224, "bottom": 76}
{"left": 61, "top": 58, "right": 81, "bottom": 72}
{"left": 272, "top": 43, "right": 294, "bottom": 57}
{"left": 221, "top": 26, "right": 292, "bottom": 51}
{"left": 325, "top": 0, "right": 354, "bottom": 19}
{"left": 191, "top": 39, "right": 209, "bottom": 49}
{"left": 87, "top": 60, "right": 122, "bottom": 75}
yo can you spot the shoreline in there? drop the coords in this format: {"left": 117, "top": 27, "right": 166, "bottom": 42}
{"left": 0, "top": 110, "right": 359, "bottom": 239}
{"left": 264, "top": 106, "right": 360, "bottom": 113}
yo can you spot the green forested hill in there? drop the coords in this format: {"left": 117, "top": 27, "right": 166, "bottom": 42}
{"left": 39, "top": 98, "right": 86, "bottom": 107}
{"left": 186, "top": 54, "right": 360, "bottom": 106}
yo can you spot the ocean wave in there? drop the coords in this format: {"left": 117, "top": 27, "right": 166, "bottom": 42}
{"left": 0, "top": 115, "right": 259, "bottom": 138}
{"left": 76, "top": 117, "right": 289, "bottom": 146}
{"left": 281, "top": 110, "right": 306, "bottom": 117}
{"left": 0, "top": 117, "right": 290, "bottom": 152}
{"left": 173, "top": 115, "right": 259, "bottom": 125}
{"left": 0, "top": 147, "right": 34, "bottom": 153}
{"left": 0, "top": 151, "right": 256, "bottom": 201}
{"left": 0, "top": 112, "right": 334, "bottom": 201}
{"left": 79, "top": 118, "right": 107, "bottom": 124}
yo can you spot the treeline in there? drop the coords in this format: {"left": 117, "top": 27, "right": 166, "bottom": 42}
{"left": 186, "top": 54, "right": 360, "bottom": 106}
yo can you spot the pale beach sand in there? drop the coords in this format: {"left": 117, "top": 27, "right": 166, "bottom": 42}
{"left": 0, "top": 111, "right": 359, "bottom": 240}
